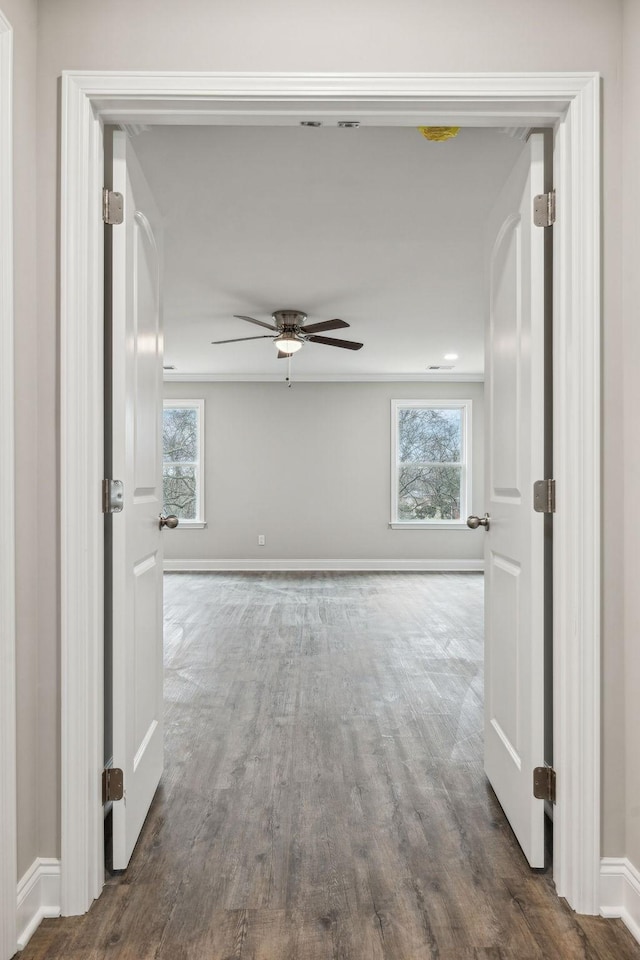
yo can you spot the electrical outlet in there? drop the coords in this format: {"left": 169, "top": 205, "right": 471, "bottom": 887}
{"left": 258, "top": 534, "right": 266, "bottom": 546}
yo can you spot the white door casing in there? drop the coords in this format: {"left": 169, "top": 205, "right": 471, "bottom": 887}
{"left": 59, "top": 73, "right": 600, "bottom": 917}
{"left": 110, "top": 131, "right": 165, "bottom": 869}
{"left": 0, "top": 9, "right": 16, "bottom": 960}
{"left": 483, "top": 134, "right": 545, "bottom": 866}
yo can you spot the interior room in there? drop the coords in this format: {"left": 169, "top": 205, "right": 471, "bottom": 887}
{"left": 6, "top": 3, "right": 640, "bottom": 958}
{"left": 135, "top": 123, "right": 518, "bottom": 566}
{"left": 50, "top": 122, "right": 626, "bottom": 957}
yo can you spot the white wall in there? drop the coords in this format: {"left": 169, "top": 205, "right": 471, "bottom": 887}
{"left": 163, "top": 381, "right": 484, "bottom": 564}
{"left": 21, "top": 0, "right": 624, "bottom": 867}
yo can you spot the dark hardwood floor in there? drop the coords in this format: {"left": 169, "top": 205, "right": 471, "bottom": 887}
{"left": 20, "top": 572, "right": 639, "bottom": 959}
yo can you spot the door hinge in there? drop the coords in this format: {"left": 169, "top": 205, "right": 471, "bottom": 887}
{"left": 102, "top": 767, "right": 124, "bottom": 804}
{"left": 533, "top": 479, "right": 556, "bottom": 514}
{"left": 533, "top": 765, "right": 556, "bottom": 804}
{"left": 533, "top": 189, "right": 556, "bottom": 227}
{"left": 102, "top": 478, "right": 124, "bottom": 514}
{"left": 102, "top": 188, "right": 124, "bottom": 225}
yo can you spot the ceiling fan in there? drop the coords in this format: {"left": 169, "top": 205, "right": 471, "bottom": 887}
{"left": 211, "top": 310, "right": 364, "bottom": 357}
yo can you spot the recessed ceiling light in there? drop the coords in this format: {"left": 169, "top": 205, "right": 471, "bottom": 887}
{"left": 444, "top": 353, "right": 458, "bottom": 361}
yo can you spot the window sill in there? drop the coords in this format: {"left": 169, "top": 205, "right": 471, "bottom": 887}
{"left": 389, "top": 522, "right": 470, "bottom": 530}
{"left": 173, "top": 521, "right": 207, "bottom": 529}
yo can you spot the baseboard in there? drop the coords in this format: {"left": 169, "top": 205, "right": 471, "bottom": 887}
{"left": 600, "top": 858, "right": 640, "bottom": 944}
{"left": 164, "top": 558, "right": 485, "bottom": 573}
{"left": 16, "top": 858, "right": 61, "bottom": 951}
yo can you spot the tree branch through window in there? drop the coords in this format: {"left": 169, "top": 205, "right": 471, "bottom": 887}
{"left": 163, "top": 403, "right": 203, "bottom": 521}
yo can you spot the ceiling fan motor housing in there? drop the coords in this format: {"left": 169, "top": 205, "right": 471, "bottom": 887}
{"left": 272, "top": 309, "right": 307, "bottom": 330}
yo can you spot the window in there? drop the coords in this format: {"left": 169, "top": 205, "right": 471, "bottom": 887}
{"left": 390, "top": 399, "right": 471, "bottom": 528}
{"left": 162, "top": 399, "right": 205, "bottom": 526}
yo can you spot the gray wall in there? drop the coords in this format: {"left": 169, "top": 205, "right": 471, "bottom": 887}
{"left": 1, "top": 0, "right": 41, "bottom": 880}
{"left": 623, "top": 0, "right": 640, "bottom": 870}
{"left": 6, "top": 0, "right": 628, "bottom": 874}
{"left": 163, "top": 381, "right": 484, "bottom": 563}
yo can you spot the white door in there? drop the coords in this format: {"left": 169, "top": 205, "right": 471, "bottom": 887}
{"left": 110, "top": 131, "right": 166, "bottom": 869}
{"left": 481, "top": 134, "right": 546, "bottom": 867}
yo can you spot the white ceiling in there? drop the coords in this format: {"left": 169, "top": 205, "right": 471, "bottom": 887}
{"left": 132, "top": 125, "right": 525, "bottom": 379}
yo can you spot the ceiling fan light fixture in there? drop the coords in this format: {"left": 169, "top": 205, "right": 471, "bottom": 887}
{"left": 274, "top": 335, "right": 303, "bottom": 355}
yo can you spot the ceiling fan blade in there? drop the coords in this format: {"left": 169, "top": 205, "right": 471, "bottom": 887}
{"left": 211, "top": 335, "right": 275, "bottom": 344}
{"left": 306, "top": 335, "right": 363, "bottom": 351}
{"left": 234, "top": 314, "right": 278, "bottom": 331}
{"left": 299, "top": 318, "right": 349, "bottom": 334}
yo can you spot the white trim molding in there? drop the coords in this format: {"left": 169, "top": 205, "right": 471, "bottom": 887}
{"left": 389, "top": 522, "right": 472, "bottom": 530}
{"left": 164, "top": 558, "right": 484, "bottom": 573}
{"left": 164, "top": 371, "right": 485, "bottom": 383}
{"left": 0, "top": 11, "right": 16, "bottom": 960}
{"left": 60, "top": 70, "right": 601, "bottom": 919}
{"left": 550, "top": 78, "right": 601, "bottom": 914}
{"left": 600, "top": 858, "right": 640, "bottom": 945}
{"left": 60, "top": 74, "right": 105, "bottom": 916}
{"left": 16, "top": 859, "right": 61, "bottom": 952}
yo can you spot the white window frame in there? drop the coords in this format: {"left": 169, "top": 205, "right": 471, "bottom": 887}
{"left": 390, "top": 398, "right": 472, "bottom": 529}
{"left": 162, "top": 398, "right": 206, "bottom": 528}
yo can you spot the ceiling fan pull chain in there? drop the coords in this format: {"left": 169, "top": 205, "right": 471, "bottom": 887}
{"left": 286, "top": 354, "right": 293, "bottom": 387}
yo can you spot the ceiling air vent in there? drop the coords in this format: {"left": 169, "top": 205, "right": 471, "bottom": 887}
{"left": 428, "top": 364, "right": 454, "bottom": 370}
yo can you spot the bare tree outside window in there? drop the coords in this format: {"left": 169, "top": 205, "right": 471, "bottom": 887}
{"left": 163, "top": 405, "right": 200, "bottom": 520}
{"left": 395, "top": 405, "right": 465, "bottom": 521}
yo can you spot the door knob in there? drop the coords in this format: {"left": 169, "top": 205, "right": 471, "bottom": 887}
{"left": 159, "top": 514, "right": 179, "bottom": 529}
{"left": 466, "top": 513, "right": 490, "bottom": 530}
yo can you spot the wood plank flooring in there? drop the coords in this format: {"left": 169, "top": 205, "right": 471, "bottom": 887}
{"left": 20, "top": 572, "right": 640, "bottom": 959}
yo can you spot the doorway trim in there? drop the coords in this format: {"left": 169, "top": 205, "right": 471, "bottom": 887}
{"left": 59, "top": 71, "right": 601, "bottom": 917}
{"left": 0, "top": 10, "right": 17, "bottom": 960}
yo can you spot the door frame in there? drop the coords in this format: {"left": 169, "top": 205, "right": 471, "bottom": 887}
{"left": 59, "top": 71, "right": 601, "bottom": 916}
{"left": 0, "top": 10, "right": 17, "bottom": 960}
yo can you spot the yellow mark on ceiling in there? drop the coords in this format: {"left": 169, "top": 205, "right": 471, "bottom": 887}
{"left": 418, "top": 126, "right": 460, "bottom": 142}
